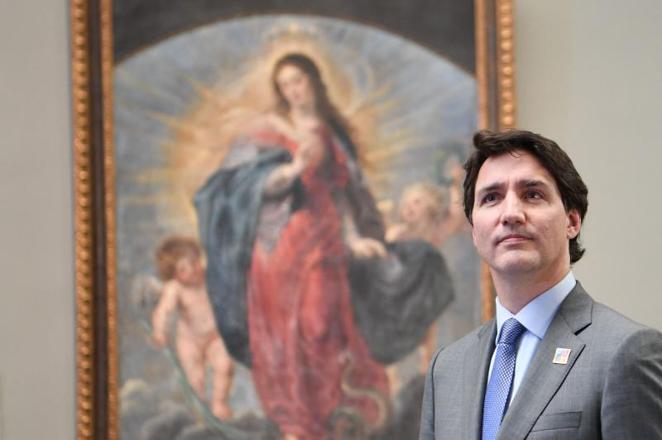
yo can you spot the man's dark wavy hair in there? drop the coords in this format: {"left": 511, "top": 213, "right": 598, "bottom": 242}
{"left": 463, "top": 129, "right": 589, "bottom": 263}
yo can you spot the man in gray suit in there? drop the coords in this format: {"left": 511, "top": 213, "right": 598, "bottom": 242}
{"left": 419, "top": 129, "right": 662, "bottom": 439}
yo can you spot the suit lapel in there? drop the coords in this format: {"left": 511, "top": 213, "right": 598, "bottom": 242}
{"left": 464, "top": 321, "right": 496, "bottom": 440}
{"left": 497, "top": 284, "right": 593, "bottom": 440}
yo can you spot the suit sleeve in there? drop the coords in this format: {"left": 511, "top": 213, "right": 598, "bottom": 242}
{"left": 601, "top": 327, "right": 662, "bottom": 439}
{"left": 419, "top": 348, "right": 443, "bottom": 440}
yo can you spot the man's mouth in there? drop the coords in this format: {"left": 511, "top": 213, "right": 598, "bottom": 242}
{"left": 497, "top": 233, "right": 532, "bottom": 245}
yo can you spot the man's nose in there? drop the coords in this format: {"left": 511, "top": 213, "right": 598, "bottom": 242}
{"left": 500, "top": 193, "right": 525, "bottom": 225}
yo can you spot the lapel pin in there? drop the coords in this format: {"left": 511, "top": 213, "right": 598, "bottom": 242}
{"left": 553, "top": 348, "right": 572, "bottom": 365}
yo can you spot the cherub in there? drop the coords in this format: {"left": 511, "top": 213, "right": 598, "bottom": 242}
{"left": 386, "top": 162, "right": 466, "bottom": 247}
{"left": 385, "top": 165, "right": 467, "bottom": 374}
{"left": 152, "top": 236, "right": 234, "bottom": 420}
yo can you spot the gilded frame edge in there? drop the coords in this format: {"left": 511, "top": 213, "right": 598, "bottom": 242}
{"left": 72, "top": 0, "right": 118, "bottom": 438}
{"left": 71, "top": 0, "right": 516, "bottom": 437}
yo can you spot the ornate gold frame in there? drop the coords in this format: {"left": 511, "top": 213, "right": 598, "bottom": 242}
{"left": 71, "top": 0, "right": 515, "bottom": 437}
{"left": 72, "top": 0, "right": 117, "bottom": 438}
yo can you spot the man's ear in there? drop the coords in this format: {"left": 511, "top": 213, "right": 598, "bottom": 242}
{"left": 566, "top": 209, "right": 581, "bottom": 239}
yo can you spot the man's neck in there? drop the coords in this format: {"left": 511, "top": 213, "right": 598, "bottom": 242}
{"left": 492, "top": 267, "right": 570, "bottom": 314}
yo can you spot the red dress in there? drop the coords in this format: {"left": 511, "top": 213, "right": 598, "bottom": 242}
{"left": 247, "top": 129, "right": 389, "bottom": 439}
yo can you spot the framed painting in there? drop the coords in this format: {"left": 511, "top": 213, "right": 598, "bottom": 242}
{"left": 71, "top": 0, "right": 516, "bottom": 438}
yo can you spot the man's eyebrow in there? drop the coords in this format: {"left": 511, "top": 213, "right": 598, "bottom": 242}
{"left": 518, "top": 179, "right": 550, "bottom": 188}
{"left": 475, "top": 182, "right": 503, "bottom": 195}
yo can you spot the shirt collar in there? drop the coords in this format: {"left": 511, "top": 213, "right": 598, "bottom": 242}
{"left": 495, "top": 271, "right": 576, "bottom": 341}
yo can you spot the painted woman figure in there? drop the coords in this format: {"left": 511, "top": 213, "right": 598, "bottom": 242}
{"left": 195, "top": 53, "right": 391, "bottom": 439}
{"left": 195, "top": 53, "right": 455, "bottom": 439}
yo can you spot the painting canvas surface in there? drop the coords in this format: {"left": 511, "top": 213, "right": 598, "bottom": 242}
{"left": 113, "top": 7, "right": 481, "bottom": 439}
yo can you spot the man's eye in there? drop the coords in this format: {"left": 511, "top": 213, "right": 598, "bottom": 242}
{"left": 481, "top": 193, "right": 499, "bottom": 204}
{"left": 525, "top": 190, "right": 543, "bottom": 199}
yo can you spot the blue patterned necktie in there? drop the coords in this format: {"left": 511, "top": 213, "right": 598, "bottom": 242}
{"left": 482, "top": 318, "right": 526, "bottom": 440}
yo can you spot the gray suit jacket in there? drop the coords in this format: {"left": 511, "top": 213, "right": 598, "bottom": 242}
{"left": 419, "top": 282, "right": 662, "bottom": 439}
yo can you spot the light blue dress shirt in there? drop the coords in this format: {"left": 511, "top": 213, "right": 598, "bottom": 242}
{"left": 487, "top": 271, "right": 576, "bottom": 403}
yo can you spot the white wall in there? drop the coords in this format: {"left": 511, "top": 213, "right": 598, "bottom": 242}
{"left": 0, "top": 2, "right": 75, "bottom": 440}
{"left": 515, "top": 0, "right": 662, "bottom": 330}
{"left": 0, "top": 1, "right": 660, "bottom": 438}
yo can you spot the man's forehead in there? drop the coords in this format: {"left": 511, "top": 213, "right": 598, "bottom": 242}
{"left": 476, "top": 150, "right": 557, "bottom": 189}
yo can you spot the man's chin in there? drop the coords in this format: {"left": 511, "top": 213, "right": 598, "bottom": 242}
{"left": 491, "top": 254, "right": 539, "bottom": 275}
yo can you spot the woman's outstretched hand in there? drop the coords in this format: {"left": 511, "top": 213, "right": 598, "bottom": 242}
{"left": 348, "top": 236, "right": 388, "bottom": 259}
